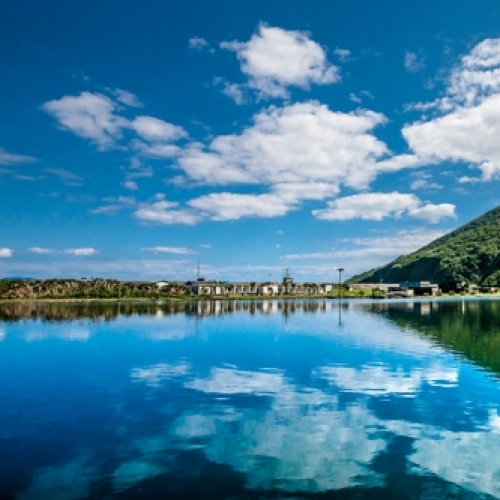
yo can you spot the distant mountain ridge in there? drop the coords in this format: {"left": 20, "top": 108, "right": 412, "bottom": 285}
{"left": 349, "top": 206, "right": 500, "bottom": 285}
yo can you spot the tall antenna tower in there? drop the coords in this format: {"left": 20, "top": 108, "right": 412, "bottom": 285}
{"left": 197, "top": 259, "right": 201, "bottom": 280}
{"left": 282, "top": 268, "right": 293, "bottom": 284}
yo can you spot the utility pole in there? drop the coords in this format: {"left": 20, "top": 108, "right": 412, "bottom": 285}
{"left": 336, "top": 268, "right": 344, "bottom": 299}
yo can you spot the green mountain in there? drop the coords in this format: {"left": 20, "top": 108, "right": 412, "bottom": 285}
{"left": 349, "top": 206, "right": 500, "bottom": 285}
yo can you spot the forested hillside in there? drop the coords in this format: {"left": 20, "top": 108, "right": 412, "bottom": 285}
{"left": 350, "top": 206, "right": 500, "bottom": 285}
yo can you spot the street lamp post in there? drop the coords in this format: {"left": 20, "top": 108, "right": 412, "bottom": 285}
{"left": 336, "top": 268, "right": 344, "bottom": 299}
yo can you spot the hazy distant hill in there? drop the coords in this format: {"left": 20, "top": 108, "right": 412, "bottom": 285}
{"left": 349, "top": 206, "right": 500, "bottom": 285}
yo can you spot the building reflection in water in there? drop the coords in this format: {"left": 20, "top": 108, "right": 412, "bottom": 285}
{"left": 0, "top": 298, "right": 341, "bottom": 324}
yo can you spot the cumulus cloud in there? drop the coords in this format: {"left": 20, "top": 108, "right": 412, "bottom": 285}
{"left": 179, "top": 101, "right": 395, "bottom": 189}
{"left": 42, "top": 91, "right": 186, "bottom": 153}
{"left": 408, "top": 203, "right": 456, "bottom": 223}
{"left": 141, "top": 246, "right": 197, "bottom": 255}
{"left": 42, "top": 92, "right": 128, "bottom": 149}
{"left": 130, "top": 116, "right": 187, "bottom": 142}
{"left": 220, "top": 25, "right": 340, "bottom": 99}
{"left": 188, "top": 192, "right": 294, "bottom": 220}
{"left": 403, "top": 37, "right": 500, "bottom": 182}
{"left": 312, "top": 192, "right": 456, "bottom": 223}
{"left": 134, "top": 194, "right": 200, "bottom": 225}
{"left": 0, "top": 248, "right": 13, "bottom": 258}
{"left": 133, "top": 98, "right": 426, "bottom": 224}
{"left": 0, "top": 147, "right": 37, "bottom": 165}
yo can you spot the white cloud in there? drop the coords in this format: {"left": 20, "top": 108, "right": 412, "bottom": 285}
{"left": 173, "top": 391, "right": 386, "bottom": 493}
{"left": 349, "top": 93, "right": 362, "bottom": 103}
{"left": 178, "top": 101, "right": 395, "bottom": 190}
{"left": 23, "top": 326, "right": 92, "bottom": 342}
{"left": 112, "top": 88, "right": 143, "bottom": 108}
{"left": 130, "top": 116, "right": 187, "bottom": 142}
{"left": 282, "top": 228, "right": 446, "bottom": 262}
{"left": 316, "top": 363, "right": 457, "bottom": 397}
{"left": 360, "top": 90, "right": 374, "bottom": 99}
{"left": 0, "top": 248, "right": 13, "bottom": 258}
{"left": 313, "top": 192, "right": 456, "bottom": 223}
{"left": 28, "top": 247, "right": 52, "bottom": 254}
{"left": 220, "top": 25, "right": 339, "bottom": 99}
{"left": 131, "top": 362, "right": 190, "bottom": 387}
{"left": 122, "top": 180, "right": 138, "bottom": 190}
{"left": 63, "top": 248, "right": 98, "bottom": 256}
{"left": 408, "top": 203, "right": 456, "bottom": 223}
{"left": 42, "top": 92, "right": 128, "bottom": 149}
{"left": 187, "top": 367, "right": 288, "bottom": 396}
{"left": 43, "top": 167, "right": 83, "bottom": 186}
{"left": 334, "top": 47, "right": 351, "bottom": 62}
{"left": 188, "top": 37, "right": 209, "bottom": 50}
{"left": 188, "top": 192, "right": 294, "bottom": 220}
{"left": 134, "top": 195, "right": 200, "bottom": 225}
{"left": 403, "top": 38, "right": 500, "bottom": 182}
{"left": 28, "top": 247, "right": 98, "bottom": 256}
{"left": 141, "top": 246, "right": 197, "bottom": 255}
{"left": 318, "top": 365, "right": 422, "bottom": 396}
{"left": 408, "top": 424, "right": 500, "bottom": 498}
{"left": 200, "top": 243, "right": 211, "bottom": 249}
{"left": 43, "top": 92, "right": 186, "bottom": 154}
{"left": 404, "top": 94, "right": 500, "bottom": 180}
{"left": 43, "top": 90, "right": 431, "bottom": 225}
{"left": 134, "top": 142, "right": 181, "bottom": 158}
{"left": 91, "top": 196, "right": 136, "bottom": 214}
{"left": 404, "top": 51, "right": 425, "bottom": 73}
{"left": 222, "top": 82, "right": 249, "bottom": 105}
{"left": 410, "top": 179, "right": 442, "bottom": 190}
{"left": 0, "top": 147, "right": 37, "bottom": 165}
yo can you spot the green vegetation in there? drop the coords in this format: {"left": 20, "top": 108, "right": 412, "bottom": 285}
{"left": 367, "top": 300, "right": 500, "bottom": 377}
{"left": 349, "top": 205, "right": 500, "bottom": 285}
{"left": 0, "top": 279, "right": 190, "bottom": 301}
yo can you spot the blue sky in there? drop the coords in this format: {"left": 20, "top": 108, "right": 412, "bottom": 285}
{"left": 2, "top": 0, "right": 500, "bottom": 281}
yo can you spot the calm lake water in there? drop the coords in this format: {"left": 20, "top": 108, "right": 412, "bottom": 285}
{"left": 2, "top": 298, "right": 500, "bottom": 499}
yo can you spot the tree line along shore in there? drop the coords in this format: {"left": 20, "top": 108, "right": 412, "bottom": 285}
{"left": 0, "top": 278, "right": 348, "bottom": 301}
{"left": 1, "top": 278, "right": 498, "bottom": 302}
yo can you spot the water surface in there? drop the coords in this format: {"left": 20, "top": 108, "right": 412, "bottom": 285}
{"left": 1, "top": 298, "right": 500, "bottom": 499}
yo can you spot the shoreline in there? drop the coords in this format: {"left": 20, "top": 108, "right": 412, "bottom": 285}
{"left": 2, "top": 292, "right": 500, "bottom": 304}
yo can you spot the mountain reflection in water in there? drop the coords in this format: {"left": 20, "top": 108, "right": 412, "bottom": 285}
{"left": 1, "top": 298, "right": 500, "bottom": 499}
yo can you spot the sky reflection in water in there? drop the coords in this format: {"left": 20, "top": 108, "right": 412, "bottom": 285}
{"left": 1, "top": 299, "right": 500, "bottom": 499}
